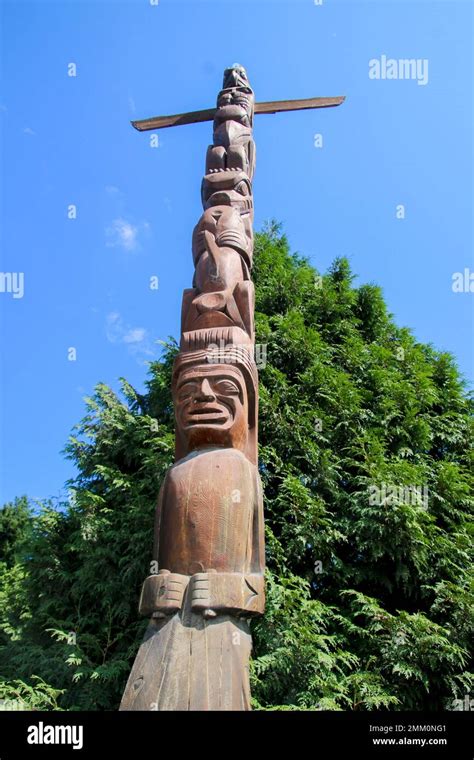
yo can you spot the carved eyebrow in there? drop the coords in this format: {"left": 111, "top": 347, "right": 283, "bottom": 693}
{"left": 176, "top": 380, "right": 199, "bottom": 392}
{"left": 177, "top": 375, "right": 243, "bottom": 390}
{"left": 214, "top": 378, "right": 240, "bottom": 388}
{"left": 211, "top": 375, "right": 243, "bottom": 387}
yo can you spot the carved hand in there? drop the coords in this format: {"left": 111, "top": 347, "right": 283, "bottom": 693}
{"left": 189, "top": 570, "right": 265, "bottom": 618}
{"left": 139, "top": 569, "right": 189, "bottom": 618}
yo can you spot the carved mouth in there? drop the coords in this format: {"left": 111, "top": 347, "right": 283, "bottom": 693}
{"left": 187, "top": 417, "right": 226, "bottom": 426}
{"left": 187, "top": 407, "right": 227, "bottom": 425}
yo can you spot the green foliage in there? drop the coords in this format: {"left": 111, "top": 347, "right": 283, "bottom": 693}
{"left": 0, "top": 497, "right": 32, "bottom": 567}
{"left": 0, "top": 227, "right": 472, "bottom": 711}
{"left": 0, "top": 677, "right": 64, "bottom": 711}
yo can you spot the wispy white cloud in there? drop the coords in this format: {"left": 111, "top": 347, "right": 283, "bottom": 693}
{"left": 23, "top": 127, "right": 36, "bottom": 135}
{"left": 128, "top": 96, "right": 136, "bottom": 114}
{"left": 106, "top": 311, "right": 126, "bottom": 342}
{"left": 105, "top": 217, "right": 151, "bottom": 252}
{"left": 105, "top": 185, "right": 120, "bottom": 195}
{"left": 105, "top": 312, "right": 155, "bottom": 359}
{"left": 106, "top": 218, "right": 138, "bottom": 251}
{"left": 123, "top": 327, "right": 146, "bottom": 344}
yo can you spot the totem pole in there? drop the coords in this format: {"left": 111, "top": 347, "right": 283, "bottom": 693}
{"left": 120, "top": 66, "right": 344, "bottom": 711}
{"left": 121, "top": 64, "right": 263, "bottom": 711}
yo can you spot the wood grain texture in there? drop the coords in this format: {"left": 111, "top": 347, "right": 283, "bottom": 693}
{"left": 120, "top": 606, "right": 252, "bottom": 711}
{"left": 122, "top": 65, "right": 344, "bottom": 712}
{"left": 131, "top": 95, "right": 345, "bottom": 131}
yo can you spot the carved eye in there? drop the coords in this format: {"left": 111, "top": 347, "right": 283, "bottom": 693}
{"left": 178, "top": 382, "right": 198, "bottom": 400}
{"left": 214, "top": 379, "right": 240, "bottom": 396}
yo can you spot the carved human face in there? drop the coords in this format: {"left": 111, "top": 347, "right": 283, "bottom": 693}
{"left": 175, "top": 364, "right": 248, "bottom": 452}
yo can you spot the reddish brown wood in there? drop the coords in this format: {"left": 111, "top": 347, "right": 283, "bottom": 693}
{"left": 131, "top": 107, "right": 215, "bottom": 132}
{"left": 131, "top": 95, "right": 345, "bottom": 131}
{"left": 121, "top": 65, "right": 344, "bottom": 712}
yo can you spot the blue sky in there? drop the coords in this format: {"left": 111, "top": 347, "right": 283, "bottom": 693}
{"left": 0, "top": 0, "right": 472, "bottom": 506}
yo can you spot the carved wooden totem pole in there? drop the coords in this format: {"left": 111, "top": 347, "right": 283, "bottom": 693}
{"left": 121, "top": 65, "right": 263, "bottom": 711}
{"left": 120, "top": 65, "right": 344, "bottom": 711}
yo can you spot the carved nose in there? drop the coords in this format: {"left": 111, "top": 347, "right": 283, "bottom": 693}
{"left": 195, "top": 378, "right": 215, "bottom": 401}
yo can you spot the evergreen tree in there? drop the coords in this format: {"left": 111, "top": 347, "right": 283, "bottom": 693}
{"left": 0, "top": 226, "right": 472, "bottom": 710}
